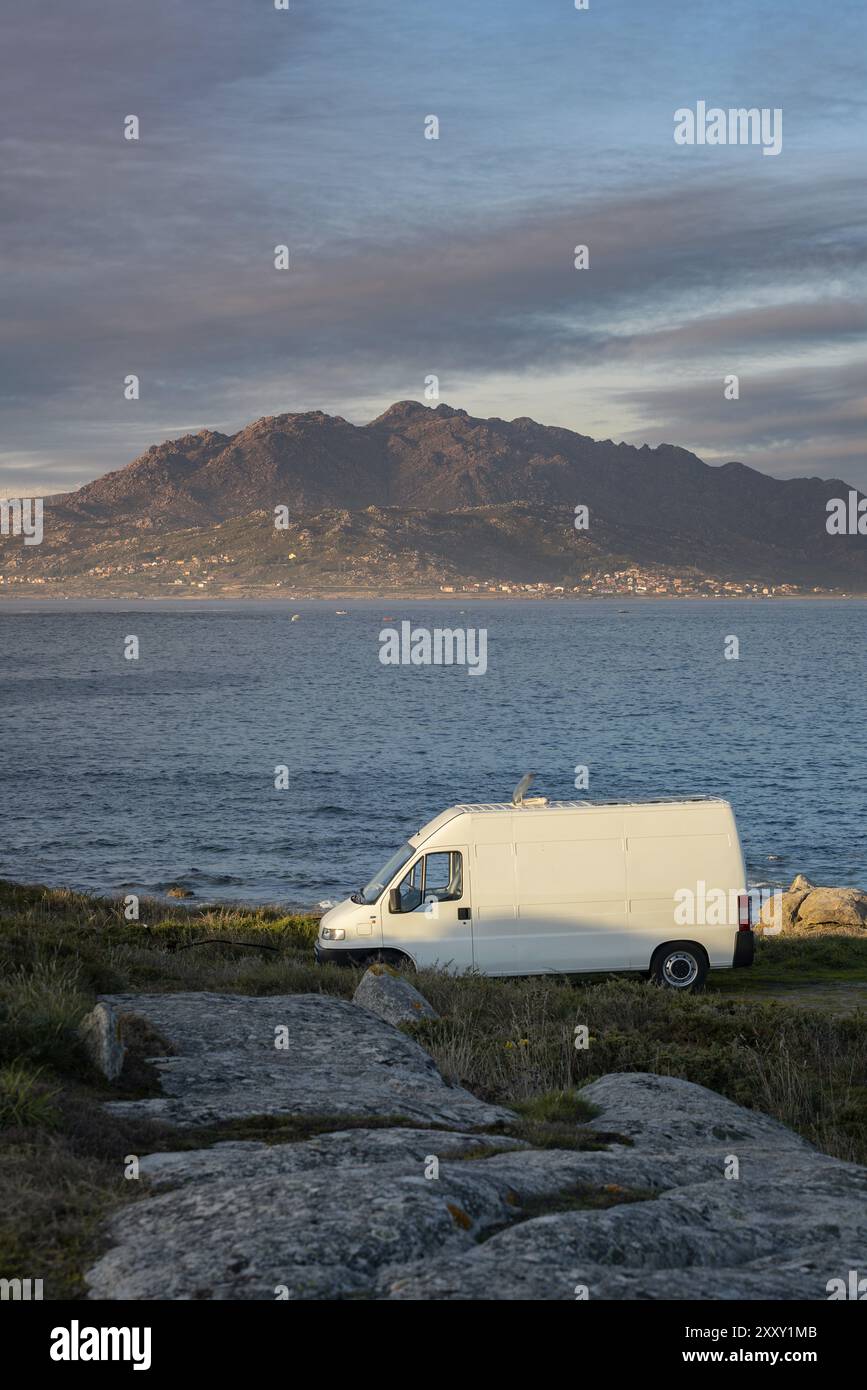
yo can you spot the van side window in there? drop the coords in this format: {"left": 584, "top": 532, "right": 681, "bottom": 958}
{"left": 423, "top": 851, "right": 463, "bottom": 902}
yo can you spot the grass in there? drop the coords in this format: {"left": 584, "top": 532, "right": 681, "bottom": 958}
{"left": 0, "top": 880, "right": 330, "bottom": 1005}
{"left": 489, "top": 1089, "right": 627, "bottom": 1152}
{"left": 1, "top": 876, "right": 866, "bottom": 1297}
{"left": 406, "top": 969, "right": 867, "bottom": 1163}
{"left": 0, "top": 1062, "right": 60, "bottom": 1130}
{"left": 715, "top": 931, "right": 867, "bottom": 986}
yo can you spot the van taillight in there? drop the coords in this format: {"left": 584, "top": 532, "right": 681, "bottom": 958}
{"left": 737, "top": 893, "right": 752, "bottom": 931}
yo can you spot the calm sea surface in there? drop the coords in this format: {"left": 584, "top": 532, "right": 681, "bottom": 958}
{"left": 1, "top": 600, "right": 865, "bottom": 907}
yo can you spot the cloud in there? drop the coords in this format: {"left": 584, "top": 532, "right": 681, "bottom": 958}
{"left": 1, "top": 1, "right": 865, "bottom": 492}
{"left": 616, "top": 359, "right": 867, "bottom": 482}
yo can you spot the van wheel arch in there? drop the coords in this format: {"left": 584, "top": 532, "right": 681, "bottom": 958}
{"left": 356, "top": 948, "right": 417, "bottom": 973}
{"left": 649, "top": 941, "right": 709, "bottom": 992}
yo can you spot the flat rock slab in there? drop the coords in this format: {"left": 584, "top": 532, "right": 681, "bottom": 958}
{"left": 100, "top": 992, "right": 512, "bottom": 1130}
{"left": 382, "top": 1075, "right": 867, "bottom": 1301}
{"left": 87, "top": 1060, "right": 867, "bottom": 1301}
{"left": 87, "top": 1127, "right": 540, "bottom": 1300}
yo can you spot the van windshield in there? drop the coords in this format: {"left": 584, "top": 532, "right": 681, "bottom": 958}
{"left": 355, "top": 842, "right": 415, "bottom": 904}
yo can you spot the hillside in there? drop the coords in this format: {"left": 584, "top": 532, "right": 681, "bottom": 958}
{"left": 2, "top": 402, "right": 865, "bottom": 595}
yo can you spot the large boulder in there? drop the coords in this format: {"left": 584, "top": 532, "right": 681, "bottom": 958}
{"left": 353, "top": 965, "right": 439, "bottom": 1027}
{"left": 759, "top": 888, "right": 810, "bottom": 933}
{"left": 794, "top": 886, "right": 867, "bottom": 931}
{"left": 762, "top": 875, "right": 867, "bottom": 934}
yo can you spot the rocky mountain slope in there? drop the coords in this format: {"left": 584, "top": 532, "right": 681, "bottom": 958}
{"left": 4, "top": 402, "right": 866, "bottom": 593}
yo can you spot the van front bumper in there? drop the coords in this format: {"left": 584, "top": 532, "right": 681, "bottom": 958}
{"left": 733, "top": 930, "right": 755, "bottom": 968}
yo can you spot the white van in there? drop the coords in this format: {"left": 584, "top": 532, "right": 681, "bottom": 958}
{"left": 315, "top": 797, "right": 755, "bottom": 989}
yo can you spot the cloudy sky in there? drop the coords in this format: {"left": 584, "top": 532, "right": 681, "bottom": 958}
{"left": 2, "top": 0, "right": 865, "bottom": 495}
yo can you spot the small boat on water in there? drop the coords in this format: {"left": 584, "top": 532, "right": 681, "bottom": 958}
{"left": 335, "top": 610, "right": 348, "bottom": 615}
{"left": 291, "top": 613, "right": 301, "bottom": 621}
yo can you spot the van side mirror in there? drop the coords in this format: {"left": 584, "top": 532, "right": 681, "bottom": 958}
{"left": 388, "top": 887, "right": 401, "bottom": 914}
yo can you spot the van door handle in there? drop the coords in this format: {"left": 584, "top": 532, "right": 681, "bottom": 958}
{"left": 458, "top": 908, "right": 471, "bottom": 920}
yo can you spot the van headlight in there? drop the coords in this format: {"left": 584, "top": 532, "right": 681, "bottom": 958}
{"left": 321, "top": 927, "right": 345, "bottom": 941}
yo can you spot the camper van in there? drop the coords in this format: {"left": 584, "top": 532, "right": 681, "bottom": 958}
{"left": 315, "top": 797, "right": 754, "bottom": 989}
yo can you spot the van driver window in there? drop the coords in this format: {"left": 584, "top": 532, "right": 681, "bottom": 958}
{"left": 396, "top": 859, "right": 423, "bottom": 912}
{"left": 395, "top": 852, "right": 463, "bottom": 911}
{"left": 422, "top": 851, "right": 463, "bottom": 902}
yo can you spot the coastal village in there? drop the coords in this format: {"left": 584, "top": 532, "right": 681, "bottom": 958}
{"left": 0, "top": 552, "right": 824, "bottom": 598}
{"left": 440, "top": 568, "right": 811, "bottom": 598}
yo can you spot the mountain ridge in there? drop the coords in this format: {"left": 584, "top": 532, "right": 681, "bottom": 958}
{"left": 4, "top": 401, "right": 865, "bottom": 594}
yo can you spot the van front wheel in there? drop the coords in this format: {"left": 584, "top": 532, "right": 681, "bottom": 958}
{"left": 650, "top": 943, "right": 708, "bottom": 992}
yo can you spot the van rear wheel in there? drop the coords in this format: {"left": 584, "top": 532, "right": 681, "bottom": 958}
{"left": 650, "top": 943, "right": 708, "bottom": 992}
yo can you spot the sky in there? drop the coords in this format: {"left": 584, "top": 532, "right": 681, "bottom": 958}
{"left": 1, "top": 0, "right": 865, "bottom": 495}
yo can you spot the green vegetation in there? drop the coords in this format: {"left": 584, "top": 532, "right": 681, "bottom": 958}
{"left": 477, "top": 1181, "right": 657, "bottom": 1243}
{"left": 1, "top": 877, "right": 866, "bottom": 1297}
{"left": 0, "top": 880, "right": 350, "bottom": 1296}
{"left": 0, "top": 1062, "right": 60, "bottom": 1131}
{"left": 408, "top": 970, "right": 867, "bottom": 1162}
{"left": 491, "top": 1089, "right": 621, "bottom": 1152}
{"left": 718, "top": 930, "right": 867, "bottom": 984}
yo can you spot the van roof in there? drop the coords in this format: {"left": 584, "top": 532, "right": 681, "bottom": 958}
{"left": 411, "top": 796, "right": 732, "bottom": 845}
{"left": 452, "top": 796, "right": 728, "bottom": 812}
